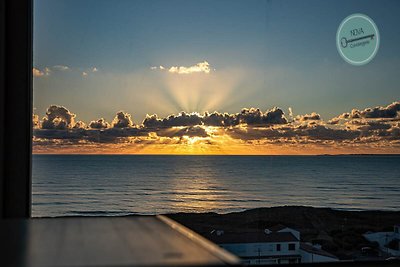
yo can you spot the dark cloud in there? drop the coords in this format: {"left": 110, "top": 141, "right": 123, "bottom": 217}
{"left": 226, "top": 124, "right": 360, "bottom": 142}
{"left": 84, "top": 128, "right": 144, "bottom": 143}
{"left": 296, "top": 112, "right": 321, "bottom": 121}
{"left": 347, "top": 120, "right": 391, "bottom": 130}
{"left": 336, "top": 101, "right": 400, "bottom": 120}
{"left": 89, "top": 118, "right": 110, "bottom": 129}
{"left": 300, "top": 125, "right": 360, "bottom": 141}
{"left": 42, "top": 105, "right": 76, "bottom": 129}
{"left": 143, "top": 107, "right": 287, "bottom": 128}
{"left": 226, "top": 127, "right": 292, "bottom": 141}
{"left": 112, "top": 111, "right": 133, "bottom": 128}
{"left": 202, "top": 111, "right": 236, "bottom": 126}
{"left": 73, "top": 121, "right": 86, "bottom": 129}
{"left": 34, "top": 128, "right": 86, "bottom": 141}
{"left": 34, "top": 126, "right": 148, "bottom": 144}
{"left": 237, "top": 107, "right": 288, "bottom": 125}
{"left": 143, "top": 112, "right": 203, "bottom": 128}
{"left": 388, "top": 123, "right": 400, "bottom": 139}
{"left": 156, "top": 126, "right": 209, "bottom": 138}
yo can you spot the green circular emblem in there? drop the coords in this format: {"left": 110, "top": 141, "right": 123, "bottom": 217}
{"left": 336, "top": 14, "right": 379, "bottom": 66}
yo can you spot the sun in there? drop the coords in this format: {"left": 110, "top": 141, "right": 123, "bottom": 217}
{"left": 184, "top": 136, "right": 202, "bottom": 145}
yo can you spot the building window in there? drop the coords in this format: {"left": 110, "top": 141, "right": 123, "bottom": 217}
{"left": 276, "top": 244, "right": 281, "bottom": 251}
{"left": 288, "top": 243, "right": 296, "bottom": 251}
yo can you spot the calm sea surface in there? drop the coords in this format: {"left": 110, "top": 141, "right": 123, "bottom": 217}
{"left": 32, "top": 155, "right": 400, "bottom": 217}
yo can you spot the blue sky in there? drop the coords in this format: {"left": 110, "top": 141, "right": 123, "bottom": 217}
{"left": 33, "top": 0, "right": 400, "bottom": 123}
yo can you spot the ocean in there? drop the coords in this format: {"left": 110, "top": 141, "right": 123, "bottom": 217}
{"left": 32, "top": 155, "right": 400, "bottom": 217}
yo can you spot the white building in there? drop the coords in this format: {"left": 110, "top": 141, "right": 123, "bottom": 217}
{"left": 207, "top": 225, "right": 338, "bottom": 265}
{"left": 300, "top": 242, "right": 339, "bottom": 263}
{"left": 363, "top": 225, "right": 400, "bottom": 257}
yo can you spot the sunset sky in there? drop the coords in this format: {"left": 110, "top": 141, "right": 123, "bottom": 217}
{"left": 33, "top": 0, "right": 400, "bottom": 154}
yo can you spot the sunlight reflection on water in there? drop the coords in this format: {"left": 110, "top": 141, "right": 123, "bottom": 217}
{"left": 32, "top": 155, "right": 400, "bottom": 217}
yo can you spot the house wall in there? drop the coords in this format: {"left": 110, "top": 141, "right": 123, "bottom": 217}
{"left": 364, "top": 232, "right": 400, "bottom": 256}
{"left": 364, "top": 232, "right": 395, "bottom": 246}
{"left": 220, "top": 241, "right": 300, "bottom": 258}
{"left": 242, "top": 258, "right": 279, "bottom": 265}
{"left": 300, "top": 249, "right": 338, "bottom": 263}
{"left": 242, "top": 257, "right": 299, "bottom": 265}
{"left": 387, "top": 248, "right": 400, "bottom": 256}
{"left": 395, "top": 226, "right": 400, "bottom": 239}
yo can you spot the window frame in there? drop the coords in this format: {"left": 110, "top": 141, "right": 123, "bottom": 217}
{"left": 0, "top": 0, "right": 32, "bottom": 219}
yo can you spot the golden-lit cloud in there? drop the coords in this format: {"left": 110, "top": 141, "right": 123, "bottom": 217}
{"left": 151, "top": 61, "right": 212, "bottom": 74}
{"left": 32, "top": 101, "right": 400, "bottom": 155}
{"left": 33, "top": 68, "right": 44, "bottom": 77}
{"left": 33, "top": 67, "right": 51, "bottom": 77}
{"left": 295, "top": 112, "right": 321, "bottom": 122}
{"left": 33, "top": 114, "right": 40, "bottom": 128}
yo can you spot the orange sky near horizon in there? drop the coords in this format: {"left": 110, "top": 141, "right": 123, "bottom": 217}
{"left": 32, "top": 128, "right": 400, "bottom": 155}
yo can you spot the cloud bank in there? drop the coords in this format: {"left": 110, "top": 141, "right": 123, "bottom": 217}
{"left": 33, "top": 101, "right": 400, "bottom": 154}
{"left": 334, "top": 102, "right": 400, "bottom": 120}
